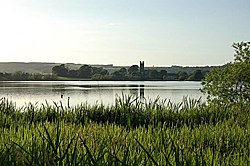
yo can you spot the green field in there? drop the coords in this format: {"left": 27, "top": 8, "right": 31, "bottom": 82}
{"left": 1, "top": 96, "right": 250, "bottom": 165}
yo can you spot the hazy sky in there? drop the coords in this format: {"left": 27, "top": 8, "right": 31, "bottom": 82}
{"left": 0, "top": 0, "right": 250, "bottom": 66}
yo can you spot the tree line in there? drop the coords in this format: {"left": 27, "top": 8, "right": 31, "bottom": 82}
{"left": 0, "top": 64, "right": 208, "bottom": 81}
{"left": 52, "top": 64, "right": 207, "bottom": 81}
{"left": 0, "top": 71, "right": 56, "bottom": 81}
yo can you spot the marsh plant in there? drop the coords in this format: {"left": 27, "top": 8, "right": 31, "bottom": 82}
{"left": 1, "top": 95, "right": 250, "bottom": 165}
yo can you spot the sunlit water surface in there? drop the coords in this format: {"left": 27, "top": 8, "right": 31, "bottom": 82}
{"left": 0, "top": 81, "right": 205, "bottom": 107}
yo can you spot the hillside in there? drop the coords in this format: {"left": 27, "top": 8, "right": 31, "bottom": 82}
{"left": 0, "top": 62, "right": 112, "bottom": 74}
{"left": 0, "top": 62, "right": 57, "bottom": 73}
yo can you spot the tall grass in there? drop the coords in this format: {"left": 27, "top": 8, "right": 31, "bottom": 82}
{"left": 0, "top": 96, "right": 250, "bottom": 165}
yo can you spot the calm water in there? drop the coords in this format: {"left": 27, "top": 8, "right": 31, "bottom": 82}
{"left": 0, "top": 81, "right": 204, "bottom": 107}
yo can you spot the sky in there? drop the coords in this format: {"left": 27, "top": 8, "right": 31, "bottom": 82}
{"left": 0, "top": 0, "right": 250, "bottom": 66}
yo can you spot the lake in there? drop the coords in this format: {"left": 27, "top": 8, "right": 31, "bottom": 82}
{"left": 0, "top": 81, "right": 204, "bottom": 107}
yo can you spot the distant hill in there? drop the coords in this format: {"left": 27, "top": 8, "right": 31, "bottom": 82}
{"left": 0, "top": 62, "right": 113, "bottom": 74}
{"left": 0, "top": 62, "right": 56, "bottom": 73}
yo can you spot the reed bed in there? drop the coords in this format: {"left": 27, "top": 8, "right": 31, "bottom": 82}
{"left": 1, "top": 96, "right": 250, "bottom": 165}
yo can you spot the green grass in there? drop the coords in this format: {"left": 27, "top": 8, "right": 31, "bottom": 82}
{"left": 0, "top": 96, "right": 250, "bottom": 165}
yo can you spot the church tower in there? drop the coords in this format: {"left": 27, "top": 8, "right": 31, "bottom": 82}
{"left": 140, "top": 61, "right": 145, "bottom": 80}
{"left": 139, "top": 61, "right": 144, "bottom": 73}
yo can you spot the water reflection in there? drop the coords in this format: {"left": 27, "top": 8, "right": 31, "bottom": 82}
{"left": 127, "top": 84, "right": 145, "bottom": 98}
{"left": 0, "top": 81, "right": 204, "bottom": 107}
{"left": 129, "top": 88, "right": 138, "bottom": 96}
{"left": 140, "top": 85, "right": 145, "bottom": 98}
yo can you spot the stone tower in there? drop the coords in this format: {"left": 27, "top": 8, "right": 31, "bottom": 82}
{"left": 140, "top": 61, "right": 145, "bottom": 80}
{"left": 139, "top": 61, "right": 144, "bottom": 73}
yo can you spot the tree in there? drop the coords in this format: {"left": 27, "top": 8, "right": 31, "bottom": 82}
{"left": 12, "top": 71, "right": 30, "bottom": 80}
{"left": 188, "top": 70, "right": 203, "bottom": 81}
{"left": 202, "top": 42, "right": 250, "bottom": 103}
{"left": 92, "top": 67, "right": 103, "bottom": 75}
{"left": 149, "top": 70, "right": 160, "bottom": 80}
{"left": 78, "top": 65, "right": 93, "bottom": 78}
{"left": 160, "top": 70, "right": 168, "bottom": 80}
{"left": 119, "top": 67, "right": 127, "bottom": 75}
{"left": 128, "top": 65, "right": 139, "bottom": 74}
{"left": 68, "top": 70, "right": 78, "bottom": 78}
{"left": 178, "top": 71, "right": 188, "bottom": 81}
{"left": 52, "top": 64, "right": 69, "bottom": 77}
{"left": 112, "top": 71, "right": 123, "bottom": 80}
{"left": 111, "top": 67, "right": 127, "bottom": 80}
{"left": 100, "top": 69, "right": 108, "bottom": 75}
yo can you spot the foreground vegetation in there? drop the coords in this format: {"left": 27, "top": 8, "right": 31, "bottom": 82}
{"left": 1, "top": 96, "right": 250, "bottom": 165}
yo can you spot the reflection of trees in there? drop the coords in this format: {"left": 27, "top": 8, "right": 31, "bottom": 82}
{"left": 129, "top": 88, "right": 139, "bottom": 96}
{"left": 128, "top": 85, "right": 145, "bottom": 98}
{"left": 51, "top": 85, "right": 68, "bottom": 99}
{"left": 51, "top": 85, "right": 66, "bottom": 93}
